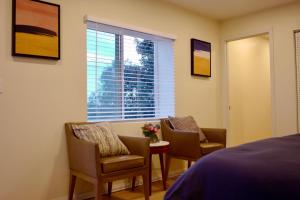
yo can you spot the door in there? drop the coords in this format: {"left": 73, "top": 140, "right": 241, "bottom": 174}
{"left": 227, "top": 35, "right": 272, "bottom": 146}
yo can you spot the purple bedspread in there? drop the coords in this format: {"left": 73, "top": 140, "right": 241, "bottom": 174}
{"left": 164, "top": 134, "right": 300, "bottom": 200}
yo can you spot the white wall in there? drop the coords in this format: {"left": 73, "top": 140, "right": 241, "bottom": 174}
{"left": 0, "top": 0, "right": 221, "bottom": 199}
{"left": 227, "top": 36, "right": 272, "bottom": 146}
{"left": 221, "top": 2, "right": 300, "bottom": 137}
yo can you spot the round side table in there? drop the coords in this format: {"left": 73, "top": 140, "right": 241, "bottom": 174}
{"left": 149, "top": 140, "right": 170, "bottom": 195}
{"left": 131, "top": 140, "right": 170, "bottom": 195}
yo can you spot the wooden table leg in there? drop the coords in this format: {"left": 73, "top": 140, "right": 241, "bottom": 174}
{"left": 159, "top": 153, "right": 167, "bottom": 190}
{"left": 149, "top": 153, "right": 152, "bottom": 196}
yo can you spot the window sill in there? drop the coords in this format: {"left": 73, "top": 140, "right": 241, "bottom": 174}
{"left": 88, "top": 117, "right": 166, "bottom": 124}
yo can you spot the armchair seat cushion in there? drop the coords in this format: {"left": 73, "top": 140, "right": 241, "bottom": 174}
{"left": 200, "top": 142, "right": 224, "bottom": 155}
{"left": 100, "top": 155, "right": 144, "bottom": 173}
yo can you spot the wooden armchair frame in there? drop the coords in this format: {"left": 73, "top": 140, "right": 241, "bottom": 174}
{"left": 65, "top": 122, "right": 150, "bottom": 200}
{"left": 160, "top": 119, "right": 226, "bottom": 180}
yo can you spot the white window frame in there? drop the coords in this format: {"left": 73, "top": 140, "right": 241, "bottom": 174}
{"left": 86, "top": 17, "right": 175, "bottom": 122}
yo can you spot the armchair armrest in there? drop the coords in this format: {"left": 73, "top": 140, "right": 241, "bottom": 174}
{"left": 118, "top": 135, "right": 150, "bottom": 166}
{"left": 65, "top": 123, "right": 99, "bottom": 178}
{"left": 168, "top": 129, "right": 202, "bottom": 159}
{"left": 201, "top": 128, "right": 227, "bottom": 147}
{"left": 161, "top": 119, "right": 202, "bottom": 159}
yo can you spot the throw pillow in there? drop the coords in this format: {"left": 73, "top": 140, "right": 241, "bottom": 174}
{"left": 168, "top": 116, "right": 207, "bottom": 142}
{"left": 72, "top": 122, "right": 130, "bottom": 157}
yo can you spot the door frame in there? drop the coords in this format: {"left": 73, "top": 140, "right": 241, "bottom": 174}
{"left": 294, "top": 29, "right": 300, "bottom": 132}
{"left": 222, "top": 29, "right": 276, "bottom": 146}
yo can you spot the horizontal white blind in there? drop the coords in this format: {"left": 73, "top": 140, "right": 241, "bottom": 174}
{"left": 87, "top": 21, "right": 175, "bottom": 121}
{"left": 295, "top": 31, "right": 300, "bottom": 131}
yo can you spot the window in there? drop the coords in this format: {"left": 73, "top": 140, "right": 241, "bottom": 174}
{"left": 86, "top": 21, "right": 175, "bottom": 121}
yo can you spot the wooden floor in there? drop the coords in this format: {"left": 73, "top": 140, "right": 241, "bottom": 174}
{"left": 86, "top": 177, "right": 177, "bottom": 200}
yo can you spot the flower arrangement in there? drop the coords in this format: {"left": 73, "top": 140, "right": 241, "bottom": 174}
{"left": 142, "top": 123, "right": 160, "bottom": 143}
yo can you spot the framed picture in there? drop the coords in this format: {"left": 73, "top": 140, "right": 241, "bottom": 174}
{"left": 12, "top": 0, "right": 60, "bottom": 60}
{"left": 191, "top": 39, "right": 211, "bottom": 77}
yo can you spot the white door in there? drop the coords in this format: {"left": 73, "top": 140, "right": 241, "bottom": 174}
{"left": 227, "top": 35, "right": 272, "bottom": 146}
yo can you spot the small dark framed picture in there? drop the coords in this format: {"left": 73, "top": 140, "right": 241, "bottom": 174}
{"left": 12, "top": 0, "right": 60, "bottom": 60}
{"left": 191, "top": 39, "right": 211, "bottom": 77}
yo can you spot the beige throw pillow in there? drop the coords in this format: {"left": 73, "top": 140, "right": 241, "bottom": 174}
{"left": 168, "top": 116, "right": 207, "bottom": 142}
{"left": 72, "top": 123, "right": 130, "bottom": 157}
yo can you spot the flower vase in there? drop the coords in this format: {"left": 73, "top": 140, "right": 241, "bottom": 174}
{"left": 149, "top": 134, "right": 159, "bottom": 143}
{"left": 142, "top": 123, "right": 161, "bottom": 143}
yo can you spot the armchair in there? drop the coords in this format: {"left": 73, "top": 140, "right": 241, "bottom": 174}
{"left": 65, "top": 122, "right": 150, "bottom": 200}
{"left": 160, "top": 119, "right": 226, "bottom": 180}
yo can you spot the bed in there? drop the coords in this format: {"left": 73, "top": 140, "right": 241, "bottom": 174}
{"left": 164, "top": 134, "right": 300, "bottom": 200}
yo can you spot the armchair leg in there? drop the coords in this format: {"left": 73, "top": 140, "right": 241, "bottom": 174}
{"left": 108, "top": 182, "right": 112, "bottom": 196}
{"left": 142, "top": 173, "right": 150, "bottom": 200}
{"left": 68, "top": 174, "right": 76, "bottom": 200}
{"left": 131, "top": 176, "right": 136, "bottom": 191}
{"left": 165, "top": 155, "right": 171, "bottom": 183}
{"left": 96, "top": 180, "right": 104, "bottom": 200}
{"left": 188, "top": 160, "right": 191, "bottom": 168}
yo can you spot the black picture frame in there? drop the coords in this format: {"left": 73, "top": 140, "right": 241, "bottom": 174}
{"left": 12, "top": 0, "right": 61, "bottom": 60}
{"left": 191, "top": 38, "right": 211, "bottom": 77}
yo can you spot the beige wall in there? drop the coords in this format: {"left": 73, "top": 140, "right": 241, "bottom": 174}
{"left": 2, "top": 0, "right": 299, "bottom": 199}
{"left": 0, "top": 0, "right": 221, "bottom": 199}
{"left": 221, "top": 2, "right": 300, "bottom": 137}
{"left": 227, "top": 36, "right": 272, "bottom": 146}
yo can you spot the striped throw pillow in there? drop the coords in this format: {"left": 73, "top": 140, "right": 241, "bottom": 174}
{"left": 72, "top": 123, "right": 130, "bottom": 157}
{"left": 168, "top": 116, "right": 207, "bottom": 142}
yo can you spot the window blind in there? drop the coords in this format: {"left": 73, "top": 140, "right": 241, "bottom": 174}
{"left": 87, "top": 21, "right": 175, "bottom": 121}
{"left": 295, "top": 31, "right": 300, "bottom": 130}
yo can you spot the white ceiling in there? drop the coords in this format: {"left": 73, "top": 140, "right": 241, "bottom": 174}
{"left": 162, "top": 0, "right": 298, "bottom": 20}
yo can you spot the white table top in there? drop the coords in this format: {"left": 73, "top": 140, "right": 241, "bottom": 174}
{"left": 150, "top": 140, "right": 170, "bottom": 147}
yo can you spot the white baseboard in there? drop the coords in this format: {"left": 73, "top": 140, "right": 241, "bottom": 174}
{"left": 76, "top": 169, "right": 184, "bottom": 200}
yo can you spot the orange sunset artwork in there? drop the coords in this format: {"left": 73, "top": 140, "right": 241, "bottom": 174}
{"left": 13, "top": 0, "right": 60, "bottom": 59}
